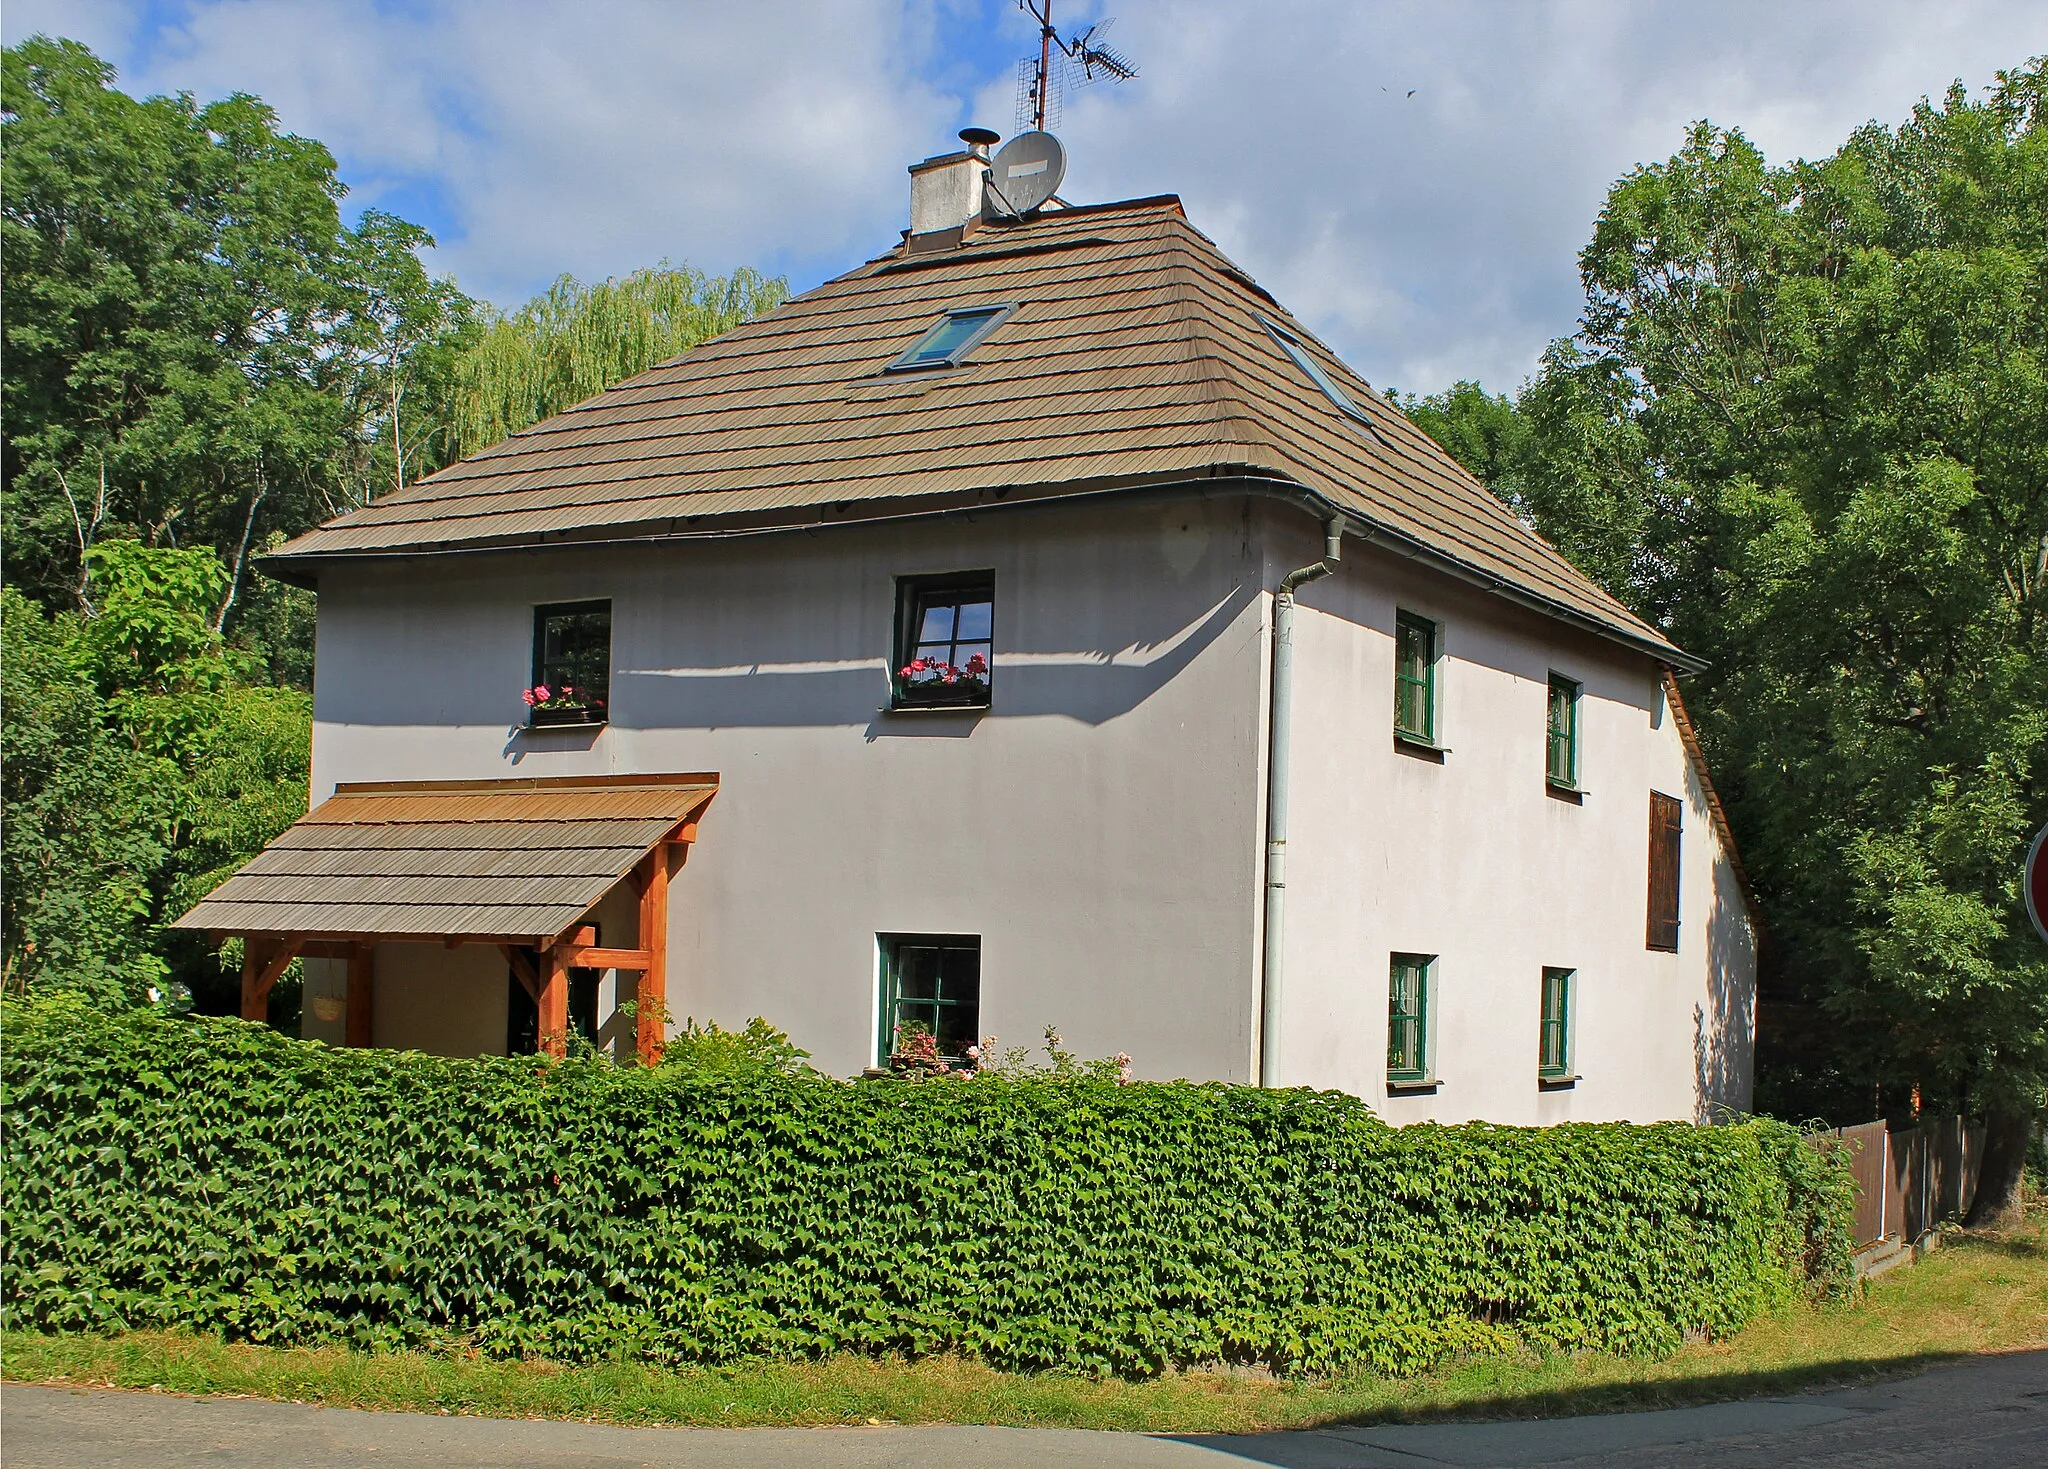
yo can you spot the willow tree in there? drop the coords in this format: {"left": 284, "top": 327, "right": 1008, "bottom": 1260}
{"left": 449, "top": 265, "right": 789, "bottom": 457}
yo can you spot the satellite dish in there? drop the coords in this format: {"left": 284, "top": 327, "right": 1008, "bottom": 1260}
{"left": 989, "top": 131, "right": 1066, "bottom": 215}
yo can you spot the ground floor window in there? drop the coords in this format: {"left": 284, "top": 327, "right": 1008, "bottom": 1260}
{"left": 1539, "top": 966, "right": 1574, "bottom": 1079}
{"left": 878, "top": 934, "right": 981, "bottom": 1064}
{"left": 1387, "top": 953, "right": 1434, "bottom": 1083}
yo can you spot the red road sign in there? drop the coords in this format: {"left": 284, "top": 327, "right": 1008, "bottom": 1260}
{"left": 2029, "top": 823, "right": 2048, "bottom": 947}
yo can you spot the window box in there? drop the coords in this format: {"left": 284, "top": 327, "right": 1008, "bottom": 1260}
{"left": 527, "top": 703, "right": 607, "bottom": 729}
{"left": 893, "top": 572, "right": 994, "bottom": 711}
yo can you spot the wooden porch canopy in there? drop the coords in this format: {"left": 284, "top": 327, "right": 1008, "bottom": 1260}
{"left": 171, "top": 773, "right": 717, "bottom": 1062}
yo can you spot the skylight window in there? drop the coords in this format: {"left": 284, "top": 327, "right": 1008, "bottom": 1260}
{"left": 1262, "top": 318, "right": 1375, "bottom": 425}
{"left": 887, "top": 305, "right": 1014, "bottom": 371}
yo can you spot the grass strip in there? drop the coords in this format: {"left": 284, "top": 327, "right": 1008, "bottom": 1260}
{"left": 5, "top": 1217, "right": 2043, "bottom": 1435}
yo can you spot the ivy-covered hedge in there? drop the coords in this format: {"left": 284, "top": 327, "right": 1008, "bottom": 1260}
{"left": 1, "top": 999, "right": 1853, "bottom": 1375}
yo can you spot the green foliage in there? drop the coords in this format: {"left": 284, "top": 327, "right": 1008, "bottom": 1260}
{"left": 1, "top": 35, "right": 474, "bottom": 676}
{"left": 659, "top": 1017, "right": 818, "bottom": 1079}
{"left": 1399, "top": 63, "right": 2048, "bottom": 1132}
{"left": 0, "top": 548, "right": 309, "bottom": 1011}
{"left": 2, "top": 1001, "right": 1852, "bottom": 1376}
{"left": 449, "top": 265, "right": 789, "bottom": 456}
{"left": 0, "top": 590, "right": 177, "bottom": 1004}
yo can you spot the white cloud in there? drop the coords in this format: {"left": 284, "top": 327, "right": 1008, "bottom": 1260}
{"left": 1051, "top": 0, "right": 2046, "bottom": 391}
{"left": 7, "top": 0, "right": 2043, "bottom": 389}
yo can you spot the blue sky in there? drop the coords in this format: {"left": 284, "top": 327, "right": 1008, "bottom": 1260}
{"left": 8, "top": 1, "right": 2043, "bottom": 393}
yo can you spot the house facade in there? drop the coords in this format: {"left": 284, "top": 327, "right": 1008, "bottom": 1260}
{"left": 179, "top": 135, "right": 1757, "bottom": 1124}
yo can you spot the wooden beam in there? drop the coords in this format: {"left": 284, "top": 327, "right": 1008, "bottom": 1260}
{"left": 228, "top": 931, "right": 562, "bottom": 950}
{"left": 298, "top": 940, "right": 362, "bottom": 960}
{"left": 637, "top": 843, "right": 671, "bottom": 1066}
{"left": 539, "top": 943, "right": 568, "bottom": 1059}
{"left": 345, "top": 944, "right": 374, "bottom": 1048}
{"left": 239, "top": 940, "right": 268, "bottom": 1022}
{"left": 240, "top": 937, "right": 301, "bottom": 1021}
{"left": 556, "top": 945, "right": 652, "bottom": 971}
{"left": 498, "top": 944, "right": 539, "bottom": 1003}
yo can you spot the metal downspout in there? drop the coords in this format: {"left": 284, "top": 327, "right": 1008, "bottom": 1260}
{"left": 1260, "top": 516, "right": 1343, "bottom": 1088}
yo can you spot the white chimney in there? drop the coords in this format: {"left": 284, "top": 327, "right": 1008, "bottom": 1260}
{"left": 908, "top": 129, "right": 999, "bottom": 239}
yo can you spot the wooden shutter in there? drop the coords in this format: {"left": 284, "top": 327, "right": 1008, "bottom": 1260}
{"left": 1647, "top": 791, "right": 1683, "bottom": 951}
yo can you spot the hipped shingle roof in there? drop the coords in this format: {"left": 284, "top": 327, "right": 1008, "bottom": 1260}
{"left": 269, "top": 196, "right": 1676, "bottom": 658}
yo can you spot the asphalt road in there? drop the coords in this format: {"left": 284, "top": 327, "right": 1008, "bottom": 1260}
{"left": 4, "top": 1351, "right": 2045, "bottom": 1467}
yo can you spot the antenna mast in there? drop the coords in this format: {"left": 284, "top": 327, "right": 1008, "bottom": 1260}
{"left": 1024, "top": 0, "right": 1055, "bottom": 132}
{"left": 1015, "top": 1, "right": 1138, "bottom": 136}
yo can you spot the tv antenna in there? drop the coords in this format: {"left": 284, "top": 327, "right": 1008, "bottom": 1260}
{"left": 1016, "top": 1, "right": 1138, "bottom": 134}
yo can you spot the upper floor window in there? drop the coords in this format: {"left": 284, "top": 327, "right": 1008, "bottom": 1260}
{"left": 1539, "top": 967, "right": 1575, "bottom": 1080}
{"left": 1647, "top": 791, "right": 1683, "bottom": 951}
{"left": 1394, "top": 611, "right": 1438, "bottom": 745}
{"left": 1546, "top": 673, "right": 1581, "bottom": 789}
{"left": 1387, "top": 952, "right": 1435, "bottom": 1085}
{"left": 529, "top": 600, "right": 610, "bottom": 726}
{"left": 887, "top": 305, "right": 1014, "bottom": 371}
{"left": 894, "top": 572, "right": 993, "bottom": 709}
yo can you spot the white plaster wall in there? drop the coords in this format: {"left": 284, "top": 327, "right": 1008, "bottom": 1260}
{"left": 308, "top": 498, "right": 1269, "bottom": 1081}
{"left": 1271, "top": 509, "right": 1757, "bottom": 1124}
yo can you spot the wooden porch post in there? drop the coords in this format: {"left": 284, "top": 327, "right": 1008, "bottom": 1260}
{"left": 240, "top": 939, "right": 269, "bottom": 1021}
{"left": 635, "top": 844, "right": 676, "bottom": 1066}
{"left": 539, "top": 942, "right": 569, "bottom": 1059}
{"left": 345, "top": 943, "right": 375, "bottom": 1048}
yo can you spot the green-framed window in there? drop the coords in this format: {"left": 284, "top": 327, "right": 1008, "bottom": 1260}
{"left": 1394, "top": 612, "right": 1437, "bottom": 743}
{"left": 1387, "top": 953, "right": 1433, "bottom": 1083}
{"left": 1539, "top": 967, "right": 1574, "bottom": 1079}
{"left": 878, "top": 935, "right": 981, "bottom": 1064}
{"left": 1546, "top": 673, "right": 1580, "bottom": 787}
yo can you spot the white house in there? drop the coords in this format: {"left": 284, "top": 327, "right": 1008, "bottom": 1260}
{"left": 177, "top": 134, "right": 1759, "bottom": 1125}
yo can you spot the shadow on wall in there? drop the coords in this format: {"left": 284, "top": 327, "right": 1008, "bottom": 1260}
{"left": 608, "top": 583, "right": 1256, "bottom": 733}
{"left": 1695, "top": 857, "right": 1758, "bottom": 1121}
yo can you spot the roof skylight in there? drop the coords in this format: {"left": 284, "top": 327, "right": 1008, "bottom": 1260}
{"left": 1262, "top": 318, "right": 1375, "bottom": 425}
{"left": 887, "top": 305, "right": 1014, "bottom": 371}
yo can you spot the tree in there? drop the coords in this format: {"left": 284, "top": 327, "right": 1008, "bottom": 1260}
{"left": 1, "top": 545, "right": 310, "bottom": 1013}
{"left": 1404, "top": 63, "right": 2048, "bottom": 1221}
{"left": 1, "top": 36, "right": 473, "bottom": 676}
{"left": 449, "top": 264, "right": 788, "bottom": 456}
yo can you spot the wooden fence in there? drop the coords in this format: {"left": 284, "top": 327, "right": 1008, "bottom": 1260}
{"left": 1816, "top": 1115, "right": 1984, "bottom": 1254}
